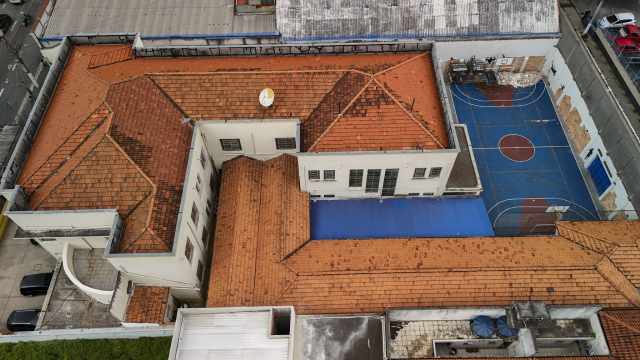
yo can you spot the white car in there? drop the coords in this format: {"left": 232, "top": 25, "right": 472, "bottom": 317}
{"left": 8, "top": 0, "right": 24, "bottom": 4}
{"left": 599, "top": 12, "right": 636, "bottom": 29}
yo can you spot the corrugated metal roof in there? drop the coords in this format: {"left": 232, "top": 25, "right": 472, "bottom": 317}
{"left": 276, "top": 0, "right": 559, "bottom": 41}
{"left": 43, "top": 0, "right": 277, "bottom": 39}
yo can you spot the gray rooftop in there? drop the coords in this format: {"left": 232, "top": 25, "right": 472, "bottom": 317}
{"left": 276, "top": 0, "right": 560, "bottom": 41}
{"left": 42, "top": 0, "right": 277, "bottom": 40}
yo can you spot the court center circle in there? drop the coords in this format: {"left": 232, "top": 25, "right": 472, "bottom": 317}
{"left": 498, "top": 134, "right": 534, "bottom": 162}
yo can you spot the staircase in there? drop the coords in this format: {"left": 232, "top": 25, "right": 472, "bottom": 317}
{"left": 109, "top": 272, "right": 130, "bottom": 321}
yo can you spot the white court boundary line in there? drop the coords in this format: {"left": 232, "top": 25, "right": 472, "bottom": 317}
{"left": 492, "top": 205, "right": 591, "bottom": 229}
{"left": 452, "top": 84, "right": 547, "bottom": 109}
{"left": 487, "top": 197, "right": 598, "bottom": 220}
{"left": 452, "top": 82, "right": 541, "bottom": 103}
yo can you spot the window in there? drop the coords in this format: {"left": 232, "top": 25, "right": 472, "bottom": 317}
{"left": 275, "top": 137, "right": 296, "bottom": 150}
{"left": 185, "top": 238, "right": 193, "bottom": 263}
{"left": 197, "top": 261, "right": 204, "bottom": 282}
{"left": 308, "top": 170, "right": 320, "bottom": 181}
{"left": 191, "top": 203, "right": 199, "bottom": 227}
{"left": 323, "top": 170, "right": 335, "bottom": 181}
{"left": 220, "top": 138, "right": 242, "bottom": 151}
{"left": 349, "top": 169, "right": 364, "bottom": 187}
{"left": 324, "top": 194, "right": 335, "bottom": 198}
{"left": 365, "top": 169, "right": 381, "bottom": 193}
{"left": 200, "top": 149, "right": 207, "bottom": 168}
{"left": 429, "top": 167, "right": 442, "bottom": 178}
{"left": 206, "top": 199, "right": 213, "bottom": 217}
{"left": 202, "top": 228, "right": 209, "bottom": 247}
{"left": 195, "top": 175, "right": 202, "bottom": 193}
{"left": 413, "top": 168, "right": 427, "bottom": 179}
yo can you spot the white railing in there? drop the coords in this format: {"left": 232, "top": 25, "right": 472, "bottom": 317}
{"left": 62, "top": 243, "right": 113, "bottom": 305}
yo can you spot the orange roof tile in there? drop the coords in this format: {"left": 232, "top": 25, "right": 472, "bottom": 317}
{"left": 126, "top": 286, "right": 170, "bottom": 324}
{"left": 18, "top": 45, "right": 449, "bottom": 254}
{"left": 600, "top": 309, "right": 640, "bottom": 360}
{"left": 207, "top": 156, "right": 640, "bottom": 315}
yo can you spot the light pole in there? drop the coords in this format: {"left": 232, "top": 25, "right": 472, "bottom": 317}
{"left": 582, "top": 0, "right": 605, "bottom": 36}
{"left": 0, "top": 29, "right": 39, "bottom": 91}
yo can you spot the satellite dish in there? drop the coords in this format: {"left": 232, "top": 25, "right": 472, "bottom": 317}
{"left": 259, "top": 88, "right": 275, "bottom": 108}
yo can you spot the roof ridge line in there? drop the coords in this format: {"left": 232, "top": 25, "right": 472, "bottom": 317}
{"left": 308, "top": 76, "right": 374, "bottom": 151}
{"left": 147, "top": 69, "right": 351, "bottom": 76}
{"left": 556, "top": 222, "right": 621, "bottom": 252}
{"left": 373, "top": 52, "right": 427, "bottom": 77}
{"left": 32, "top": 132, "right": 108, "bottom": 209}
{"left": 372, "top": 77, "right": 446, "bottom": 149}
{"left": 104, "top": 134, "right": 158, "bottom": 228}
{"left": 23, "top": 103, "right": 112, "bottom": 189}
{"left": 600, "top": 311, "right": 640, "bottom": 335}
{"left": 288, "top": 264, "right": 603, "bottom": 277}
{"left": 147, "top": 75, "right": 189, "bottom": 118}
{"left": 595, "top": 256, "right": 640, "bottom": 307}
{"left": 248, "top": 162, "right": 266, "bottom": 306}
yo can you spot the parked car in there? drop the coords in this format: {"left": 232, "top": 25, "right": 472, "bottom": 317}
{"left": 614, "top": 38, "right": 640, "bottom": 55}
{"left": 19, "top": 272, "right": 53, "bottom": 296}
{"left": 600, "top": 13, "right": 636, "bottom": 29}
{"left": 620, "top": 24, "right": 640, "bottom": 42}
{"left": 6, "top": 309, "right": 39, "bottom": 332}
{"left": 8, "top": 0, "right": 25, "bottom": 5}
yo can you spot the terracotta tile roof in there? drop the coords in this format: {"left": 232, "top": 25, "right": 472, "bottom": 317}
{"left": 600, "top": 309, "right": 640, "bottom": 360}
{"left": 207, "top": 156, "right": 640, "bottom": 315}
{"left": 18, "top": 45, "right": 448, "bottom": 254}
{"left": 125, "top": 286, "right": 169, "bottom": 324}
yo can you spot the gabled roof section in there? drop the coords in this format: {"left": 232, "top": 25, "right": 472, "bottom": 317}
{"left": 126, "top": 286, "right": 170, "bottom": 324}
{"left": 207, "top": 156, "right": 640, "bottom": 314}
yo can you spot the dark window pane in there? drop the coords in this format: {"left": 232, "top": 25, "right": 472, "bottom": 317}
{"left": 413, "top": 168, "right": 426, "bottom": 179}
{"left": 308, "top": 170, "right": 320, "bottom": 180}
{"left": 429, "top": 167, "right": 442, "bottom": 178}
{"left": 220, "top": 138, "right": 242, "bottom": 151}
{"left": 349, "top": 169, "right": 364, "bottom": 187}
{"left": 323, "top": 170, "right": 335, "bottom": 181}
{"left": 365, "top": 169, "right": 381, "bottom": 193}
{"left": 275, "top": 137, "right": 296, "bottom": 150}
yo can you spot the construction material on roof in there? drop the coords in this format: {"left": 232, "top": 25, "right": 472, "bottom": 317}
{"left": 276, "top": 0, "right": 560, "bottom": 41}
{"left": 42, "top": 0, "right": 277, "bottom": 40}
{"left": 310, "top": 197, "right": 495, "bottom": 240}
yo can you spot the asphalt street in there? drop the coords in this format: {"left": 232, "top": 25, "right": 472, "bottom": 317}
{"left": 0, "top": 0, "right": 47, "bottom": 128}
{"left": 572, "top": 0, "right": 640, "bottom": 20}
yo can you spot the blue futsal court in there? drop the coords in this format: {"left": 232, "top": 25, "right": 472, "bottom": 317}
{"left": 310, "top": 197, "right": 495, "bottom": 240}
{"left": 451, "top": 81, "right": 598, "bottom": 235}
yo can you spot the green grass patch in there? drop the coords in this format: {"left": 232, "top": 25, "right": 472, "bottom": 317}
{"left": 0, "top": 337, "right": 171, "bottom": 360}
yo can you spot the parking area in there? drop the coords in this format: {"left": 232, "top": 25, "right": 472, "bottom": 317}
{"left": 0, "top": 221, "right": 55, "bottom": 334}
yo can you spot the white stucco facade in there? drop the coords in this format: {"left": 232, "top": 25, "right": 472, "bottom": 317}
{"left": 199, "top": 119, "right": 300, "bottom": 169}
{"left": 297, "top": 151, "right": 458, "bottom": 198}
{"left": 433, "top": 38, "right": 559, "bottom": 64}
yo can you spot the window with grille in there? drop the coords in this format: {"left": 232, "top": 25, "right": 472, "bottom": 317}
{"left": 202, "top": 228, "right": 209, "bottom": 247}
{"left": 349, "top": 169, "right": 364, "bottom": 187}
{"left": 191, "top": 203, "right": 199, "bottom": 227}
{"left": 413, "top": 168, "right": 427, "bottom": 179}
{"left": 195, "top": 175, "right": 202, "bottom": 193}
{"left": 308, "top": 170, "right": 320, "bottom": 181}
{"left": 220, "top": 138, "right": 242, "bottom": 151}
{"left": 200, "top": 149, "right": 207, "bottom": 168}
{"left": 429, "top": 167, "right": 442, "bottom": 178}
{"left": 197, "top": 261, "right": 204, "bottom": 282}
{"left": 323, "top": 170, "right": 335, "bottom": 181}
{"left": 185, "top": 238, "right": 193, "bottom": 263}
{"left": 275, "top": 137, "right": 296, "bottom": 150}
{"left": 365, "top": 169, "right": 381, "bottom": 193}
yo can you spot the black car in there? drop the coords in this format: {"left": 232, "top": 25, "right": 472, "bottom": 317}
{"left": 19, "top": 272, "right": 53, "bottom": 296}
{"left": 6, "top": 309, "right": 39, "bottom": 332}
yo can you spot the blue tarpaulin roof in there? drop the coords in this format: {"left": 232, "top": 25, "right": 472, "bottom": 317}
{"left": 310, "top": 197, "right": 495, "bottom": 240}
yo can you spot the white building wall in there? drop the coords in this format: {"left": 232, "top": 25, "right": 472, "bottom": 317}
{"left": 433, "top": 38, "right": 558, "bottom": 63}
{"left": 543, "top": 47, "right": 636, "bottom": 215}
{"left": 199, "top": 119, "right": 300, "bottom": 168}
{"left": 297, "top": 151, "right": 458, "bottom": 198}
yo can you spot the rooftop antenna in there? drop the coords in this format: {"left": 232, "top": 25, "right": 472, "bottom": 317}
{"left": 259, "top": 88, "right": 275, "bottom": 108}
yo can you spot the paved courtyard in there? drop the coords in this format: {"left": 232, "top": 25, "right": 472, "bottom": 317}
{"left": 0, "top": 221, "right": 56, "bottom": 334}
